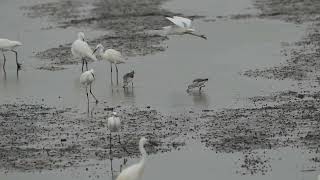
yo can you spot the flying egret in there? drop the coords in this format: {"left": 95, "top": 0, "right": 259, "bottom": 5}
{"left": 123, "top": 70, "right": 135, "bottom": 88}
{"left": 80, "top": 69, "right": 98, "bottom": 104}
{"left": 115, "top": 137, "right": 149, "bottom": 180}
{"left": 0, "top": 39, "right": 23, "bottom": 69}
{"left": 93, "top": 44, "right": 125, "bottom": 85}
{"left": 187, "top": 78, "right": 208, "bottom": 92}
{"left": 164, "top": 16, "right": 207, "bottom": 40}
{"left": 71, "top": 32, "right": 97, "bottom": 72}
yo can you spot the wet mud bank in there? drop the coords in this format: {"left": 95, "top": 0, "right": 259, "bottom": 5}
{"left": 21, "top": 0, "right": 185, "bottom": 70}
{"left": 0, "top": 101, "right": 192, "bottom": 172}
{"left": 242, "top": 0, "right": 320, "bottom": 81}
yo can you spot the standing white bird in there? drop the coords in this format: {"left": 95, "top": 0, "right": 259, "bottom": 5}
{"left": 108, "top": 112, "right": 121, "bottom": 133}
{"left": 163, "top": 16, "right": 207, "bottom": 40}
{"left": 0, "top": 39, "right": 23, "bottom": 69}
{"left": 80, "top": 69, "right": 98, "bottom": 103}
{"left": 93, "top": 44, "right": 125, "bottom": 85}
{"left": 115, "top": 137, "right": 149, "bottom": 180}
{"left": 71, "top": 32, "right": 97, "bottom": 72}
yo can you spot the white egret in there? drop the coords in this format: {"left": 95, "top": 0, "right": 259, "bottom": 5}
{"left": 123, "top": 70, "right": 135, "bottom": 88}
{"left": 108, "top": 112, "right": 121, "bottom": 133}
{"left": 71, "top": 32, "right": 97, "bottom": 72}
{"left": 164, "top": 16, "right": 207, "bottom": 40}
{"left": 0, "top": 39, "right": 23, "bottom": 69}
{"left": 108, "top": 111, "right": 121, "bottom": 157}
{"left": 93, "top": 44, "right": 125, "bottom": 85}
{"left": 115, "top": 137, "right": 149, "bottom": 180}
{"left": 80, "top": 69, "right": 98, "bottom": 103}
{"left": 187, "top": 78, "right": 208, "bottom": 92}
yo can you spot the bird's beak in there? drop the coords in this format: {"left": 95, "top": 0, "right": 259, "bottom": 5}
{"left": 92, "top": 47, "right": 98, "bottom": 55}
{"left": 91, "top": 72, "right": 95, "bottom": 79}
{"left": 201, "top": 35, "right": 207, "bottom": 40}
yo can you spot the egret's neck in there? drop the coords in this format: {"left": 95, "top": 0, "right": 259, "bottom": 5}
{"left": 139, "top": 141, "right": 147, "bottom": 165}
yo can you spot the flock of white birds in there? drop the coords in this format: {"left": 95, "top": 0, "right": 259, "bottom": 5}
{"left": 0, "top": 16, "right": 208, "bottom": 180}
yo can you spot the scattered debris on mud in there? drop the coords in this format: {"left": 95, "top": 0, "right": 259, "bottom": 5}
{"left": 235, "top": 150, "right": 272, "bottom": 175}
{"left": 0, "top": 102, "right": 194, "bottom": 172}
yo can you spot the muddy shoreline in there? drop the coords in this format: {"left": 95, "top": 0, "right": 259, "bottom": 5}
{"left": 2, "top": 0, "right": 320, "bottom": 176}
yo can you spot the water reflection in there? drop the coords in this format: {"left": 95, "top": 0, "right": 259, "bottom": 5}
{"left": 109, "top": 157, "right": 128, "bottom": 180}
{"left": 1, "top": 66, "right": 20, "bottom": 82}
{"left": 123, "top": 86, "right": 134, "bottom": 98}
{"left": 86, "top": 99, "right": 98, "bottom": 117}
{"left": 187, "top": 91, "right": 210, "bottom": 108}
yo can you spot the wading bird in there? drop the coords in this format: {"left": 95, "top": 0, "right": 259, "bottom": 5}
{"left": 115, "top": 137, "right": 149, "bottom": 180}
{"left": 108, "top": 111, "right": 121, "bottom": 155}
{"left": 187, "top": 78, "right": 208, "bottom": 92}
{"left": 71, "top": 32, "right": 97, "bottom": 72}
{"left": 80, "top": 69, "right": 98, "bottom": 103}
{"left": 123, "top": 70, "right": 135, "bottom": 88}
{"left": 164, "top": 16, "right": 207, "bottom": 40}
{"left": 0, "top": 38, "right": 22, "bottom": 69}
{"left": 93, "top": 44, "right": 125, "bottom": 85}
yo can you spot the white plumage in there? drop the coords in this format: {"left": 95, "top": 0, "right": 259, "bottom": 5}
{"left": 116, "top": 137, "right": 148, "bottom": 180}
{"left": 108, "top": 112, "right": 121, "bottom": 132}
{"left": 93, "top": 44, "right": 125, "bottom": 85}
{"left": 71, "top": 32, "right": 97, "bottom": 72}
{"left": 164, "top": 16, "right": 207, "bottom": 40}
{"left": 80, "top": 69, "right": 98, "bottom": 103}
{"left": 0, "top": 38, "right": 23, "bottom": 69}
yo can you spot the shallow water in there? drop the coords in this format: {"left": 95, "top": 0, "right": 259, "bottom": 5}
{"left": 0, "top": 0, "right": 305, "bottom": 112}
{"left": 0, "top": 0, "right": 316, "bottom": 179}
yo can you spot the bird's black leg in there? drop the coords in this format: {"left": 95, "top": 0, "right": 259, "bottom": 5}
{"left": 115, "top": 64, "right": 119, "bottom": 85}
{"left": 85, "top": 86, "right": 89, "bottom": 103}
{"left": 2, "top": 52, "right": 6, "bottom": 70}
{"left": 85, "top": 60, "right": 88, "bottom": 71}
{"left": 109, "top": 132, "right": 112, "bottom": 157}
{"left": 12, "top": 50, "right": 21, "bottom": 69}
{"left": 90, "top": 84, "right": 98, "bottom": 104}
{"left": 110, "top": 63, "right": 113, "bottom": 85}
{"left": 82, "top": 58, "right": 84, "bottom": 72}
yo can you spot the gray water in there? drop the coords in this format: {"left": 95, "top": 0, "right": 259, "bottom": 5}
{"left": 0, "top": 0, "right": 316, "bottom": 179}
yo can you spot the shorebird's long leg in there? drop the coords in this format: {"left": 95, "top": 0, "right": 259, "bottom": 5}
{"left": 90, "top": 84, "right": 98, "bottom": 104}
{"left": 82, "top": 58, "right": 85, "bottom": 72}
{"left": 11, "top": 50, "right": 21, "bottom": 69}
{"left": 85, "top": 86, "right": 89, "bottom": 102}
{"left": 110, "top": 63, "right": 113, "bottom": 85}
{"left": 2, "top": 52, "right": 6, "bottom": 69}
{"left": 115, "top": 64, "right": 119, "bottom": 85}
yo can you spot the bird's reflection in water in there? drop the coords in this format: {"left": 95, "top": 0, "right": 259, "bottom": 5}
{"left": 1, "top": 66, "right": 20, "bottom": 81}
{"left": 109, "top": 86, "right": 135, "bottom": 105}
{"left": 123, "top": 86, "right": 135, "bottom": 98}
{"left": 86, "top": 98, "right": 98, "bottom": 117}
{"left": 109, "top": 157, "right": 128, "bottom": 180}
{"left": 2, "top": 66, "right": 6, "bottom": 81}
{"left": 188, "top": 91, "right": 210, "bottom": 108}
